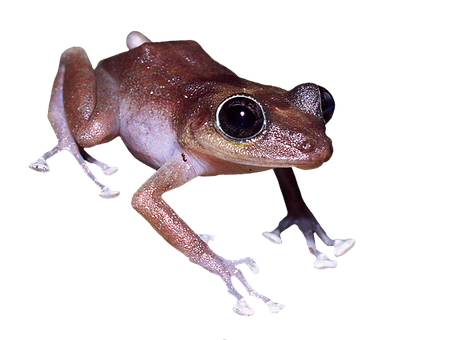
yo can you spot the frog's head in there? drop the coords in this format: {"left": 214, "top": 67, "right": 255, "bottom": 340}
{"left": 187, "top": 82, "right": 335, "bottom": 172}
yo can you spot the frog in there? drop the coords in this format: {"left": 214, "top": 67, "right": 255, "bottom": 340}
{"left": 29, "top": 31, "right": 355, "bottom": 316}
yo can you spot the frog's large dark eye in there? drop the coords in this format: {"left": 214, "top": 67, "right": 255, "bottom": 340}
{"left": 319, "top": 86, "right": 335, "bottom": 124}
{"left": 216, "top": 94, "right": 266, "bottom": 140}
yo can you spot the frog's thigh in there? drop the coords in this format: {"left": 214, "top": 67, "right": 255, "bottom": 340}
{"left": 61, "top": 47, "right": 119, "bottom": 148}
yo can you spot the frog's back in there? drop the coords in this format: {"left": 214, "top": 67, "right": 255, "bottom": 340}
{"left": 97, "top": 40, "right": 238, "bottom": 88}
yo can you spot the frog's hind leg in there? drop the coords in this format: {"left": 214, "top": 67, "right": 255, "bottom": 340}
{"left": 29, "top": 48, "right": 119, "bottom": 199}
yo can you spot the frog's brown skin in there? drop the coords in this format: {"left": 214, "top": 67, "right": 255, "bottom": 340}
{"left": 30, "top": 31, "right": 355, "bottom": 316}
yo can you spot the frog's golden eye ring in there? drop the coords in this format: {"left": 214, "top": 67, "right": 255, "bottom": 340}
{"left": 216, "top": 94, "right": 266, "bottom": 141}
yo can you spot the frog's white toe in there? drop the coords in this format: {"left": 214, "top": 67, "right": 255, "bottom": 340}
{"left": 198, "top": 234, "right": 215, "bottom": 244}
{"left": 236, "top": 255, "right": 262, "bottom": 276}
{"left": 126, "top": 30, "right": 151, "bottom": 50}
{"left": 99, "top": 187, "right": 120, "bottom": 199}
{"left": 29, "top": 158, "right": 50, "bottom": 173}
{"left": 266, "top": 301, "right": 285, "bottom": 313}
{"left": 102, "top": 166, "right": 118, "bottom": 176}
{"left": 262, "top": 231, "right": 282, "bottom": 244}
{"left": 313, "top": 253, "right": 337, "bottom": 269}
{"left": 334, "top": 239, "right": 356, "bottom": 257}
{"left": 233, "top": 299, "right": 255, "bottom": 316}
{"left": 79, "top": 148, "right": 118, "bottom": 177}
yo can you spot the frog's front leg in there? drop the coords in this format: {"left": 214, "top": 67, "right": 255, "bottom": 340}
{"left": 132, "top": 153, "right": 284, "bottom": 316}
{"left": 263, "top": 168, "right": 355, "bottom": 269}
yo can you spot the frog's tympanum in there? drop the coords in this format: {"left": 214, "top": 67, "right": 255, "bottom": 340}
{"left": 30, "top": 32, "right": 355, "bottom": 316}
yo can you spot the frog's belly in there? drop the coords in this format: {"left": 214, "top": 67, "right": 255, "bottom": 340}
{"left": 119, "top": 108, "right": 179, "bottom": 169}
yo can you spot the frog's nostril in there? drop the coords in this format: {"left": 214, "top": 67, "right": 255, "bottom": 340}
{"left": 304, "top": 142, "right": 314, "bottom": 151}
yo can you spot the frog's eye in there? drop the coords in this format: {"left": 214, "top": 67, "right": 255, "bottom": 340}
{"left": 319, "top": 86, "right": 335, "bottom": 124}
{"left": 216, "top": 94, "right": 266, "bottom": 140}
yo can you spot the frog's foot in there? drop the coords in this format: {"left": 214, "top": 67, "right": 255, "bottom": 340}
{"left": 305, "top": 229, "right": 355, "bottom": 269}
{"left": 262, "top": 215, "right": 293, "bottom": 245}
{"left": 262, "top": 230, "right": 282, "bottom": 244}
{"left": 221, "top": 259, "right": 284, "bottom": 316}
{"left": 191, "top": 246, "right": 284, "bottom": 316}
{"left": 30, "top": 144, "right": 119, "bottom": 199}
{"left": 102, "top": 166, "right": 118, "bottom": 176}
{"left": 234, "top": 298, "right": 285, "bottom": 316}
{"left": 80, "top": 148, "right": 118, "bottom": 176}
{"left": 27, "top": 144, "right": 63, "bottom": 175}
{"left": 312, "top": 250, "right": 339, "bottom": 271}
{"left": 99, "top": 186, "right": 120, "bottom": 199}
{"left": 265, "top": 215, "right": 355, "bottom": 268}
{"left": 198, "top": 236, "right": 260, "bottom": 275}
{"left": 233, "top": 298, "right": 255, "bottom": 316}
{"left": 305, "top": 237, "right": 357, "bottom": 271}
{"left": 333, "top": 238, "right": 356, "bottom": 257}
{"left": 29, "top": 157, "right": 51, "bottom": 173}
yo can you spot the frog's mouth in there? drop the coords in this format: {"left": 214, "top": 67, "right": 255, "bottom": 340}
{"left": 194, "top": 120, "right": 333, "bottom": 172}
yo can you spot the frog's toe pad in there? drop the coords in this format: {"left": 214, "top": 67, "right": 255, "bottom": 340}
{"left": 127, "top": 31, "right": 151, "bottom": 50}
{"left": 262, "top": 231, "right": 282, "bottom": 244}
{"left": 198, "top": 234, "right": 215, "bottom": 244}
{"left": 266, "top": 301, "right": 285, "bottom": 313}
{"left": 233, "top": 299, "right": 255, "bottom": 316}
{"left": 99, "top": 187, "right": 120, "bottom": 199}
{"left": 313, "top": 254, "right": 337, "bottom": 269}
{"left": 29, "top": 158, "right": 50, "bottom": 173}
{"left": 102, "top": 166, "right": 118, "bottom": 176}
{"left": 334, "top": 239, "right": 356, "bottom": 257}
{"left": 235, "top": 255, "right": 262, "bottom": 276}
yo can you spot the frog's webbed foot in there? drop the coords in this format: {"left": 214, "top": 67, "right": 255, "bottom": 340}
{"left": 263, "top": 215, "right": 355, "bottom": 269}
{"left": 194, "top": 235, "right": 284, "bottom": 316}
